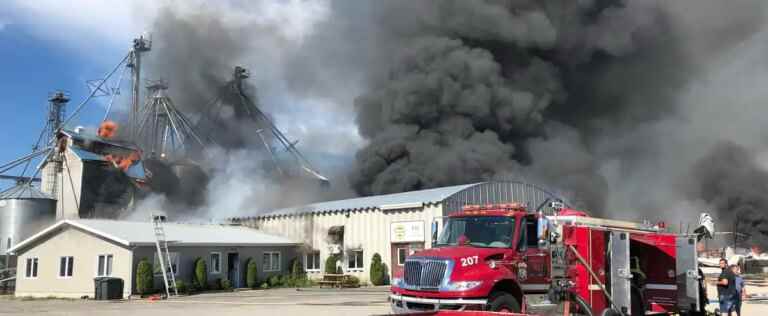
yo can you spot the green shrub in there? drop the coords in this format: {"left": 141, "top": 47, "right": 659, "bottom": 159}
{"left": 175, "top": 280, "right": 188, "bottom": 294}
{"left": 369, "top": 253, "right": 385, "bottom": 286}
{"left": 343, "top": 275, "right": 361, "bottom": 288}
{"left": 194, "top": 258, "right": 207, "bottom": 290}
{"left": 290, "top": 258, "right": 305, "bottom": 279}
{"left": 220, "top": 279, "right": 233, "bottom": 291}
{"left": 268, "top": 275, "right": 281, "bottom": 287}
{"left": 324, "top": 254, "right": 340, "bottom": 274}
{"left": 246, "top": 258, "right": 258, "bottom": 288}
{"left": 260, "top": 282, "right": 269, "bottom": 289}
{"left": 136, "top": 259, "right": 154, "bottom": 295}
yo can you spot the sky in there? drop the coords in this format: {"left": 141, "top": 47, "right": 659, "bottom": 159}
{"left": 0, "top": 0, "right": 360, "bottom": 191}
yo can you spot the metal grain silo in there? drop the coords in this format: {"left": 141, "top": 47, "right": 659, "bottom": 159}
{"left": 0, "top": 183, "right": 57, "bottom": 257}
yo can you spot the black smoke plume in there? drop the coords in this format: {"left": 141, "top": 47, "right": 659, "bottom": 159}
{"left": 686, "top": 142, "right": 768, "bottom": 248}
{"left": 349, "top": 0, "right": 683, "bottom": 212}
{"left": 130, "top": 0, "right": 768, "bottom": 227}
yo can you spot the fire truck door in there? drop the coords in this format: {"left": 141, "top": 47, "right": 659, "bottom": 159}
{"left": 676, "top": 236, "right": 700, "bottom": 312}
{"left": 520, "top": 216, "right": 550, "bottom": 292}
{"left": 609, "top": 231, "right": 632, "bottom": 315}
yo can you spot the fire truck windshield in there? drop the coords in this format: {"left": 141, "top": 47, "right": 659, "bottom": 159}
{"left": 436, "top": 216, "right": 515, "bottom": 248}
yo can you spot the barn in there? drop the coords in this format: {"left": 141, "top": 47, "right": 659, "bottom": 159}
{"left": 230, "top": 181, "right": 567, "bottom": 284}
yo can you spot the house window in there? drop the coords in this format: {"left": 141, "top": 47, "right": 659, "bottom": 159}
{"left": 97, "top": 255, "right": 113, "bottom": 277}
{"left": 305, "top": 251, "right": 320, "bottom": 271}
{"left": 153, "top": 252, "right": 180, "bottom": 276}
{"left": 59, "top": 256, "right": 74, "bottom": 278}
{"left": 263, "top": 252, "right": 281, "bottom": 272}
{"left": 210, "top": 252, "right": 222, "bottom": 274}
{"left": 348, "top": 250, "right": 364, "bottom": 270}
{"left": 25, "top": 257, "right": 39, "bottom": 278}
{"left": 397, "top": 248, "right": 407, "bottom": 266}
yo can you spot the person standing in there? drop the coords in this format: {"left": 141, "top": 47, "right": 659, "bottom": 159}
{"left": 717, "top": 258, "right": 736, "bottom": 316}
{"left": 732, "top": 265, "right": 746, "bottom": 316}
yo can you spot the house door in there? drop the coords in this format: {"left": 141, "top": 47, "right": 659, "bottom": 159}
{"left": 390, "top": 243, "right": 424, "bottom": 278}
{"left": 227, "top": 253, "right": 240, "bottom": 288}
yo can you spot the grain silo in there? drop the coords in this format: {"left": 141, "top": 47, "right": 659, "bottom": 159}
{"left": 0, "top": 183, "right": 56, "bottom": 267}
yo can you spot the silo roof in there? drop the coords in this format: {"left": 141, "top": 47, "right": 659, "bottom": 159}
{"left": 0, "top": 183, "right": 54, "bottom": 200}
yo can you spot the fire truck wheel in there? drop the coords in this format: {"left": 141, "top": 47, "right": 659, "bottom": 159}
{"left": 487, "top": 292, "right": 521, "bottom": 313}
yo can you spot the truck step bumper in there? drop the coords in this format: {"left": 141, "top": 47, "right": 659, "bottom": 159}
{"left": 389, "top": 293, "right": 487, "bottom": 314}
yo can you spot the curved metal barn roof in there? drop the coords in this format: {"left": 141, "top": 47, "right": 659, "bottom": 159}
{"left": 253, "top": 181, "right": 569, "bottom": 218}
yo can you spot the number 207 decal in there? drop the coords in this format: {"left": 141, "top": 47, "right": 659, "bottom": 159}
{"left": 460, "top": 256, "right": 479, "bottom": 267}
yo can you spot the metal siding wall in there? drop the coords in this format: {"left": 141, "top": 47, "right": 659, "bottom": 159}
{"left": 442, "top": 181, "right": 568, "bottom": 215}
{"left": 249, "top": 204, "right": 443, "bottom": 284}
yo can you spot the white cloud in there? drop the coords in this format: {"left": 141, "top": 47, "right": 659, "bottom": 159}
{"left": 6, "top": 0, "right": 329, "bottom": 54}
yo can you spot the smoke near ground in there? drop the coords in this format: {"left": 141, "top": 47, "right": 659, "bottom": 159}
{"left": 128, "top": 0, "right": 768, "bottom": 246}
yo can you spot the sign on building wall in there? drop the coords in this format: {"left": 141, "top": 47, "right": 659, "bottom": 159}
{"left": 390, "top": 221, "right": 425, "bottom": 243}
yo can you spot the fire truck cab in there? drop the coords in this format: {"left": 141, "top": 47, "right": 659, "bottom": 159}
{"left": 389, "top": 203, "right": 706, "bottom": 315}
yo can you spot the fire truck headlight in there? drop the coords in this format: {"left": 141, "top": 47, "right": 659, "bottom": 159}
{"left": 442, "top": 281, "right": 483, "bottom": 291}
{"left": 392, "top": 277, "right": 404, "bottom": 288}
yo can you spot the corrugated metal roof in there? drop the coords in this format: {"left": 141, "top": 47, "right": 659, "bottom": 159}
{"left": 70, "top": 147, "right": 106, "bottom": 161}
{"left": 61, "top": 129, "right": 140, "bottom": 150}
{"left": 7, "top": 219, "right": 297, "bottom": 253}
{"left": 261, "top": 183, "right": 480, "bottom": 216}
{"left": 69, "top": 147, "right": 146, "bottom": 180}
{"left": 0, "top": 183, "right": 55, "bottom": 200}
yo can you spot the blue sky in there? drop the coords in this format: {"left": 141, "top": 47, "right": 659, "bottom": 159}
{"left": 0, "top": 1, "right": 360, "bottom": 191}
{"left": 0, "top": 20, "right": 114, "bottom": 189}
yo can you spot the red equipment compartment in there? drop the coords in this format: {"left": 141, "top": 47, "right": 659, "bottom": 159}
{"left": 562, "top": 225, "right": 609, "bottom": 314}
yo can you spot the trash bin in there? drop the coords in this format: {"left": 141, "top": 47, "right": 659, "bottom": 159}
{"left": 94, "top": 277, "right": 124, "bottom": 300}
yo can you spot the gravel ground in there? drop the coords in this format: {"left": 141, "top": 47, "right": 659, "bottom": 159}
{"left": 0, "top": 287, "right": 391, "bottom": 316}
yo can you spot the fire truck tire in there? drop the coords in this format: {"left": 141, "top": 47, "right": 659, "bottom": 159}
{"left": 487, "top": 292, "right": 521, "bottom": 313}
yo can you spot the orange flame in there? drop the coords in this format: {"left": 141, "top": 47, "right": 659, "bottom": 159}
{"left": 98, "top": 120, "right": 118, "bottom": 139}
{"left": 105, "top": 151, "right": 140, "bottom": 172}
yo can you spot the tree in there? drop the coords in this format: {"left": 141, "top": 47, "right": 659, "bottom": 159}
{"left": 291, "top": 258, "right": 305, "bottom": 279}
{"left": 194, "top": 258, "right": 207, "bottom": 290}
{"left": 369, "top": 253, "right": 385, "bottom": 286}
{"left": 246, "top": 258, "right": 258, "bottom": 288}
{"left": 136, "top": 259, "right": 154, "bottom": 295}
{"left": 325, "top": 254, "right": 340, "bottom": 274}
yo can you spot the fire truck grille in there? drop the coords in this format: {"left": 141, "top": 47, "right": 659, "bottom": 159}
{"left": 404, "top": 258, "right": 448, "bottom": 289}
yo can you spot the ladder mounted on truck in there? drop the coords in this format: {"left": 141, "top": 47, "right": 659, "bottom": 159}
{"left": 152, "top": 215, "right": 179, "bottom": 298}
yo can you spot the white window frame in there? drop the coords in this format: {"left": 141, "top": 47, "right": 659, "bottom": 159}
{"left": 263, "top": 251, "right": 281, "bottom": 272}
{"left": 210, "top": 252, "right": 222, "bottom": 274}
{"left": 58, "top": 256, "right": 74, "bottom": 278}
{"left": 304, "top": 251, "right": 321, "bottom": 272}
{"left": 25, "top": 257, "right": 39, "bottom": 279}
{"left": 96, "top": 254, "right": 114, "bottom": 277}
{"left": 347, "top": 250, "right": 364, "bottom": 271}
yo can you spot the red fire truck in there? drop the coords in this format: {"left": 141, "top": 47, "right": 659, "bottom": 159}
{"left": 389, "top": 203, "right": 708, "bottom": 315}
